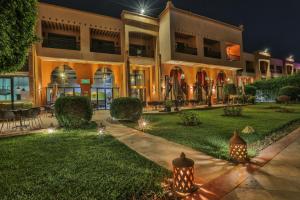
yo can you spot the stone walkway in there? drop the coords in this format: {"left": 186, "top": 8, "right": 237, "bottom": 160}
{"left": 221, "top": 132, "right": 300, "bottom": 200}
{"left": 92, "top": 110, "right": 234, "bottom": 184}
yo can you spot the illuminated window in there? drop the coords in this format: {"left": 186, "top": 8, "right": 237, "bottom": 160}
{"left": 226, "top": 43, "right": 240, "bottom": 61}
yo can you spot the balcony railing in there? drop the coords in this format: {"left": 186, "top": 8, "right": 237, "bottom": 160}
{"left": 129, "top": 46, "right": 154, "bottom": 58}
{"left": 42, "top": 38, "right": 80, "bottom": 50}
{"left": 91, "top": 46, "right": 121, "bottom": 55}
{"left": 204, "top": 48, "right": 221, "bottom": 59}
{"left": 227, "top": 54, "right": 240, "bottom": 61}
{"left": 176, "top": 46, "right": 197, "bottom": 55}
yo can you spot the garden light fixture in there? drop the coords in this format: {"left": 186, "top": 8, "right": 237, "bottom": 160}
{"left": 229, "top": 130, "right": 248, "bottom": 163}
{"left": 47, "top": 123, "right": 55, "bottom": 134}
{"left": 138, "top": 117, "right": 148, "bottom": 132}
{"left": 172, "top": 152, "right": 197, "bottom": 196}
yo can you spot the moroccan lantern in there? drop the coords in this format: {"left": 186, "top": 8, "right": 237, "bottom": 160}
{"left": 229, "top": 130, "right": 248, "bottom": 163}
{"left": 172, "top": 152, "right": 197, "bottom": 196}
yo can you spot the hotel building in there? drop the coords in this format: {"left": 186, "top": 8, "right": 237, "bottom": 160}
{"left": 0, "top": 1, "right": 298, "bottom": 109}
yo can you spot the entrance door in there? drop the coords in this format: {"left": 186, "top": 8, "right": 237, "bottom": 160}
{"left": 91, "top": 88, "right": 113, "bottom": 110}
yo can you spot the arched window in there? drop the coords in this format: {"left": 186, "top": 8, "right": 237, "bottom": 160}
{"left": 93, "top": 68, "right": 114, "bottom": 88}
{"left": 50, "top": 65, "right": 78, "bottom": 87}
{"left": 47, "top": 65, "right": 80, "bottom": 103}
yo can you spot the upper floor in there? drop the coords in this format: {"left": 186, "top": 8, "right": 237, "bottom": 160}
{"left": 36, "top": 2, "right": 243, "bottom": 69}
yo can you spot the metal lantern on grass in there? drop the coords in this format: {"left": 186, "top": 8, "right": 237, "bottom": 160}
{"left": 172, "top": 152, "right": 197, "bottom": 196}
{"left": 229, "top": 130, "right": 248, "bottom": 163}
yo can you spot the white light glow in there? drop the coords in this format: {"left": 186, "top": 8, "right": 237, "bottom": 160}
{"left": 140, "top": 8, "right": 145, "bottom": 14}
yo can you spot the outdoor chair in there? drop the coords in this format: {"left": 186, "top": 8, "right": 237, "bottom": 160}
{"left": 0, "top": 110, "right": 16, "bottom": 133}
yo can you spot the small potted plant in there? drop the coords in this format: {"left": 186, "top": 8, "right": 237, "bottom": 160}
{"left": 164, "top": 100, "right": 173, "bottom": 112}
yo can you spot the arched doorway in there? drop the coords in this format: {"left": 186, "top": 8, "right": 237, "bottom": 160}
{"left": 91, "top": 67, "right": 119, "bottom": 109}
{"left": 194, "top": 70, "right": 208, "bottom": 102}
{"left": 46, "top": 65, "right": 81, "bottom": 104}
{"left": 167, "top": 67, "right": 188, "bottom": 101}
{"left": 216, "top": 71, "right": 226, "bottom": 102}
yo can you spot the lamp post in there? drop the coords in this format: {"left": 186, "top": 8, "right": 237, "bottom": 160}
{"left": 172, "top": 152, "right": 197, "bottom": 196}
{"left": 229, "top": 130, "right": 248, "bottom": 163}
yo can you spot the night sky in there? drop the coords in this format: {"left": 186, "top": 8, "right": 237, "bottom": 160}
{"left": 40, "top": 0, "right": 300, "bottom": 61}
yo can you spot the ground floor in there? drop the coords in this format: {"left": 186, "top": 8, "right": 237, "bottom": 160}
{"left": 1, "top": 57, "right": 241, "bottom": 109}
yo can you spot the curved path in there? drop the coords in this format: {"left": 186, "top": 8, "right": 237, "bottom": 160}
{"left": 93, "top": 110, "right": 234, "bottom": 185}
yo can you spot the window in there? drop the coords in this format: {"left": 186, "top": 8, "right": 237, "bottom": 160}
{"left": 260, "top": 61, "right": 268, "bottom": 74}
{"left": 43, "top": 33, "right": 80, "bottom": 50}
{"left": 277, "top": 66, "right": 283, "bottom": 73}
{"left": 225, "top": 43, "right": 240, "bottom": 61}
{"left": 0, "top": 77, "right": 30, "bottom": 103}
{"left": 90, "top": 39, "right": 120, "bottom": 54}
{"left": 270, "top": 65, "right": 275, "bottom": 73}
{"left": 175, "top": 32, "right": 197, "bottom": 55}
{"left": 246, "top": 61, "right": 255, "bottom": 73}
{"left": 130, "top": 70, "right": 145, "bottom": 86}
{"left": 203, "top": 38, "right": 221, "bottom": 59}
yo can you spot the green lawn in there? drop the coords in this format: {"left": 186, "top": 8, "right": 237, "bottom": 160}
{"left": 135, "top": 104, "right": 300, "bottom": 160}
{"left": 0, "top": 130, "right": 169, "bottom": 200}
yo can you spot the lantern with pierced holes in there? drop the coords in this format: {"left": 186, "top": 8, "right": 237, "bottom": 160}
{"left": 172, "top": 152, "right": 197, "bottom": 196}
{"left": 229, "top": 130, "right": 248, "bottom": 163}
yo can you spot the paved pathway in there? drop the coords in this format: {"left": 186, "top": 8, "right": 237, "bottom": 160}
{"left": 222, "top": 132, "right": 300, "bottom": 200}
{"left": 92, "top": 110, "right": 234, "bottom": 184}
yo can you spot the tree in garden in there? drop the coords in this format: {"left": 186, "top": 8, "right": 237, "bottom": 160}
{"left": 0, "top": 0, "right": 37, "bottom": 73}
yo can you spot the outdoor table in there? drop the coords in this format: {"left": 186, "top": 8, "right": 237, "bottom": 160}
{"left": 11, "top": 109, "right": 29, "bottom": 130}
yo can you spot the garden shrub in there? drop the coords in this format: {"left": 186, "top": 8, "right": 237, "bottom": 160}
{"left": 244, "top": 85, "right": 257, "bottom": 96}
{"left": 55, "top": 96, "right": 93, "bottom": 128}
{"left": 223, "top": 105, "right": 243, "bottom": 116}
{"left": 223, "top": 84, "right": 237, "bottom": 96}
{"left": 180, "top": 111, "right": 201, "bottom": 126}
{"left": 164, "top": 100, "right": 173, "bottom": 112}
{"left": 276, "top": 95, "right": 291, "bottom": 104}
{"left": 278, "top": 86, "right": 300, "bottom": 101}
{"left": 110, "top": 97, "right": 143, "bottom": 121}
{"left": 247, "top": 96, "right": 256, "bottom": 104}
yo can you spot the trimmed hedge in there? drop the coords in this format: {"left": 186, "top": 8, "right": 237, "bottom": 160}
{"left": 180, "top": 111, "right": 201, "bottom": 126}
{"left": 55, "top": 96, "right": 93, "bottom": 128}
{"left": 278, "top": 86, "right": 300, "bottom": 101}
{"left": 253, "top": 73, "right": 300, "bottom": 91}
{"left": 110, "top": 97, "right": 143, "bottom": 121}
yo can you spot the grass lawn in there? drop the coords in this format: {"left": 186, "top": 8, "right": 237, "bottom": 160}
{"left": 131, "top": 103, "right": 300, "bottom": 160}
{"left": 0, "top": 130, "right": 169, "bottom": 200}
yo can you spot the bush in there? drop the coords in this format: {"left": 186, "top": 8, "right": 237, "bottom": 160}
{"left": 247, "top": 96, "right": 256, "bottom": 104}
{"left": 223, "top": 84, "right": 237, "bottom": 96}
{"left": 276, "top": 95, "right": 290, "bottom": 104}
{"left": 223, "top": 105, "right": 243, "bottom": 116}
{"left": 278, "top": 86, "right": 300, "bottom": 101}
{"left": 55, "top": 96, "right": 93, "bottom": 128}
{"left": 245, "top": 85, "right": 257, "bottom": 96}
{"left": 110, "top": 97, "right": 143, "bottom": 121}
{"left": 180, "top": 111, "right": 201, "bottom": 126}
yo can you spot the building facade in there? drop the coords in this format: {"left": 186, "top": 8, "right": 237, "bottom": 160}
{"left": 0, "top": 2, "right": 298, "bottom": 109}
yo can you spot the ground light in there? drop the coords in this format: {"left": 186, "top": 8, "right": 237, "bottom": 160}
{"left": 140, "top": 8, "right": 145, "bottom": 14}
{"left": 172, "top": 152, "right": 197, "bottom": 196}
{"left": 98, "top": 122, "right": 106, "bottom": 138}
{"left": 138, "top": 117, "right": 149, "bottom": 132}
{"left": 47, "top": 123, "right": 55, "bottom": 134}
{"left": 229, "top": 130, "right": 248, "bottom": 163}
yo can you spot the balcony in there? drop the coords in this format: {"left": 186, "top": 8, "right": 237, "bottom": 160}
{"left": 129, "top": 45, "right": 154, "bottom": 58}
{"left": 42, "top": 36, "right": 80, "bottom": 51}
{"left": 90, "top": 39, "right": 121, "bottom": 55}
{"left": 204, "top": 48, "right": 221, "bottom": 59}
{"left": 176, "top": 44, "right": 197, "bottom": 55}
{"left": 41, "top": 21, "right": 80, "bottom": 51}
{"left": 90, "top": 29, "right": 121, "bottom": 55}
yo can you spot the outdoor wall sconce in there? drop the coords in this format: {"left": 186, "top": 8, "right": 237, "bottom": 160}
{"left": 229, "top": 130, "right": 248, "bottom": 163}
{"left": 172, "top": 152, "right": 197, "bottom": 196}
